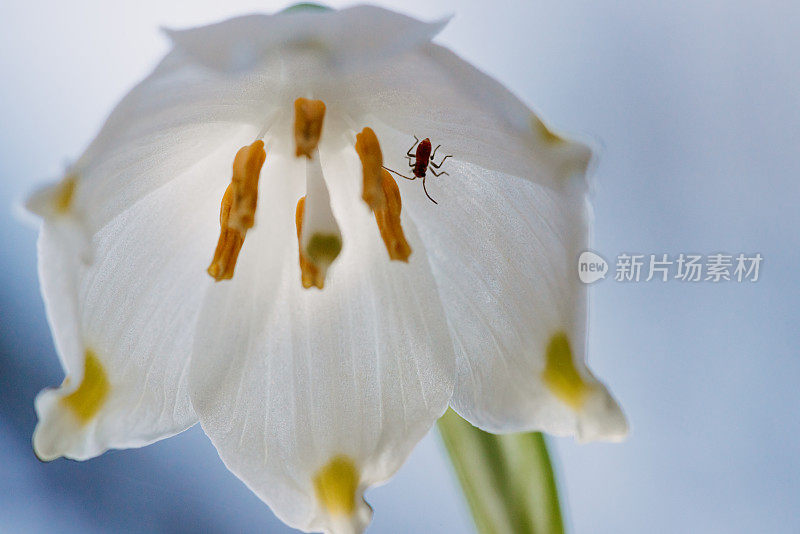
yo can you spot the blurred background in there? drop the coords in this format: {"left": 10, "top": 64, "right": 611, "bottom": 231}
{"left": 1, "top": 0, "right": 798, "bottom": 532}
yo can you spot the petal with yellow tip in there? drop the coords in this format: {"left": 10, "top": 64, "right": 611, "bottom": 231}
{"left": 189, "top": 141, "right": 455, "bottom": 534}
{"left": 30, "top": 139, "right": 239, "bottom": 461}
{"left": 314, "top": 455, "right": 360, "bottom": 515}
{"left": 393, "top": 151, "right": 626, "bottom": 442}
{"left": 26, "top": 173, "right": 79, "bottom": 218}
{"left": 60, "top": 349, "right": 110, "bottom": 424}
{"left": 313, "top": 456, "right": 373, "bottom": 534}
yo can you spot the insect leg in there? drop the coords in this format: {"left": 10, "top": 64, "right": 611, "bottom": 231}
{"left": 406, "top": 136, "right": 419, "bottom": 158}
{"left": 431, "top": 144, "right": 442, "bottom": 160}
{"left": 430, "top": 168, "right": 449, "bottom": 177}
{"left": 430, "top": 154, "right": 452, "bottom": 168}
{"left": 422, "top": 175, "right": 439, "bottom": 204}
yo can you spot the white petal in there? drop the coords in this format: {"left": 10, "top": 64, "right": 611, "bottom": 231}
{"left": 372, "top": 125, "right": 625, "bottom": 442}
{"left": 62, "top": 49, "right": 271, "bottom": 234}
{"left": 166, "top": 6, "right": 448, "bottom": 73}
{"left": 32, "top": 133, "right": 250, "bottom": 461}
{"left": 341, "top": 43, "right": 591, "bottom": 189}
{"left": 36, "top": 219, "right": 86, "bottom": 374}
{"left": 189, "top": 144, "right": 455, "bottom": 533}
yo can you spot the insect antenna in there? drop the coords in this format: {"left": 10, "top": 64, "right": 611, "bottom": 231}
{"left": 382, "top": 165, "right": 415, "bottom": 181}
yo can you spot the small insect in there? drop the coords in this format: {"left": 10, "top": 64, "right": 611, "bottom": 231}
{"left": 383, "top": 136, "right": 452, "bottom": 204}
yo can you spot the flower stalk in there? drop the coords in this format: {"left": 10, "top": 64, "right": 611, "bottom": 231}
{"left": 438, "top": 409, "right": 565, "bottom": 534}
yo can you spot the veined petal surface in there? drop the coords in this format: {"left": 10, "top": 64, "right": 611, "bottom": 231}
{"left": 189, "top": 141, "right": 455, "bottom": 533}
{"left": 371, "top": 124, "right": 626, "bottom": 442}
{"left": 340, "top": 43, "right": 591, "bottom": 191}
{"left": 68, "top": 7, "right": 447, "bottom": 236}
{"left": 69, "top": 51, "right": 272, "bottom": 234}
{"left": 32, "top": 133, "right": 251, "bottom": 461}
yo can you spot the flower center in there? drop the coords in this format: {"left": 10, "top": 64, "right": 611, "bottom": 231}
{"left": 207, "top": 100, "right": 412, "bottom": 286}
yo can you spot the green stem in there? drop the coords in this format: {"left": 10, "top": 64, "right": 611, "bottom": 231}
{"left": 437, "top": 409, "right": 565, "bottom": 534}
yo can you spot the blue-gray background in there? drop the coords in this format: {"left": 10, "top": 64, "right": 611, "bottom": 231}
{"left": 1, "top": 1, "right": 798, "bottom": 532}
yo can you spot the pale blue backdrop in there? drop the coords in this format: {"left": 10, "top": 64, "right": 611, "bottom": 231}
{"left": 1, "top": 1, "right": 798, "bottom": 532}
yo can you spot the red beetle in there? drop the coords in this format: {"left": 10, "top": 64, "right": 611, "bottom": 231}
{"left": 383, "top": 136, "right": 451, "bottom": 204}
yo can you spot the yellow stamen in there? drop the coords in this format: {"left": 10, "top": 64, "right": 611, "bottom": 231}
{"left": 61, "top": 349, "right": 109, "bottom": 425}
{"left": 355, "top": 127, "right": 385, "bottom": 211}
{"left": 229, "top": 140, "right": 266, "bottom": 234}
{"left": 294, "top": 98, "right": 326, "bottom": 158}
{"left": 541, "top": 332, "right": 591, "bottom": 410}
{"left": 314, "top": 455, "right": 360, "bottom": 516}
{"left": 207, "top": 140, "right": 266, "bottom": 281}
{"left": 295, "top": 197, "right": 325, "bottom": 289}
{"left": 207, "top": 184, "right": 244, "bottom": 281}
{"left": 374, "top": 170, "right": 412, "bottom": 262}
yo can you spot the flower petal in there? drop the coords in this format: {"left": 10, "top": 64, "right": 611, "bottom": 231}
{"left": 34, "top": 7, "right": 447, "bottom": 237}
{"left": 373, "top": 125, "right": 625, "bottom": 442}
{"left": 342, "top": 43, "right": 591, "bottom": 189}
{"left": 64, "top": 49, "right": 271, "bottom": 235}
{"left": 165, "top": 6, "right": 448, "bottom": 73}
{"left": 32, "top": 135, "right": 245, "bottom": 461}
{"left": 35, "top": 219, "right": 87, "bottom": 374}
{"left": 188, "top": 145, "right": 455, "bottom": 533}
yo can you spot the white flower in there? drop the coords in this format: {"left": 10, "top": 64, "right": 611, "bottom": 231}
{"left": 26, "top": 5, "right": 627, "bottom": 534}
